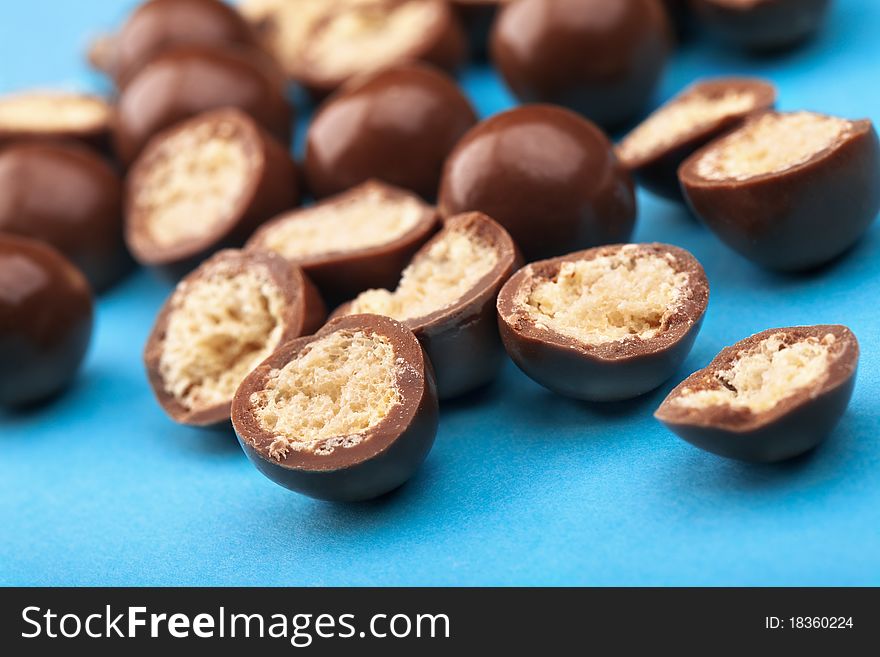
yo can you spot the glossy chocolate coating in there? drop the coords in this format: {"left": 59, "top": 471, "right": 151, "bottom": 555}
{"left": 656, "top": 325, "right": 858, "bottom": 463}
{"left": 305, "top": 63, "right": 477, "bottom": 200}
{"left": 0, "top": 93, "right": 114, "bottom": 155}
{"left": 490, "top": 0, "right": 673, "bottom": 128}
{"left": 0, "top": 235, "right": 93, "bottom": 407}
{"left": 333, "top": 212, "right": 520, "bottom": 399}
{"left": 497, "top": 244, "right": 708, "bottom": 401}
{"left": 125, "top": 108, "right": 299, "bottom": 276}
{"left": 617, "top": 78, "right": 777, "bottom": 202}
{"left": 680, "top": 114, "right": 880, "bottom": 271}
{"left": 114, "top": 44, "right": 292, "bottom": 164}
{"left": 692, "top": 0, "right": 831, "bottom": 52}
{"left": 232, "top": 314, "right": 439, "bottom": 501}
{"left": 246, "top": 180, "right": 439, "bottom": 304}
{"left": 439, "top": 105, "right": 637, "bottom": 262}
{"left": 0, "top": 141, "right": 130, "bottom": 292}
{"left": 102, "top": 0, "right": 260, "bottom": 83}
{"left": 144, "top": 249, "right": 326, "bottom": 426}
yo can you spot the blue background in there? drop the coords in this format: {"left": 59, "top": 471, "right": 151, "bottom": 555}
{"left": 1, "top": 0, "right": 879, "bottom": 586}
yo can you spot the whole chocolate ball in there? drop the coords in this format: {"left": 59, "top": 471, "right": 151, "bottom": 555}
{"left": 491, "top": 0, "right": 673, "bottom": 128}
{"left": 438, "top": 105, "right": 637, "bottom": 261}
{"left": 305, "top": 63, "right": 477, "bottom": 200}
{"left": 0, "top": 235, "right": 93, "bottom": 407}
{"left": 0, "top": 141, "right": 129, "bottom": 292}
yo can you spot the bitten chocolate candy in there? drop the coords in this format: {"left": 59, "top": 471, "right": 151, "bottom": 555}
{"left": 144, "top": 249, "right": 325, "bottom": 426}
{"left": 0, "top": 141, "right": 130, "bottom": 292}
{"left": 439, "top": 105, "right": 636, "bottom": 261}
{"left": 497, "top": 243, "right": 708, "bottom": 401}
{"left": 125, "top": 108, "right": 298, "bottom": 275}
{"left": 305, "top": 63, "right": 477, "bottom": 200}
{"left": 0, "top": 91, "right": 113, "bottom": 153}
{"left": 692, "top": 0, "right": 831, "bottom": 52}
{"left": 617, "top": 77, "right": 776, "bottom": 201}
{"left": 240, "top": 0, "right": 466, "bottom": 97}
{"left": 680, "top": 111, "right": 880, "bottom": 271}
{"left": 335, "top": 212, "right": 519, "bottom": 399}
{"left": 656, "top": 325, "right": 858, "bottom": 462}
{"left": 94, "top": 0, "right": 261, "bottom": 84}
{"left": 491, "top": 0, "right": 673, "bottom": 128}
{"left": 114, "top": 44, "right": 292, "bottom": 164}
{"left": 0, "top": 235, "right": 93, "bottom": 407}
{"left": 232, "top": 313, "right": 439, "bottom": 501}
{"left": 246, "top": 180, "right": 439, "bottom": 302}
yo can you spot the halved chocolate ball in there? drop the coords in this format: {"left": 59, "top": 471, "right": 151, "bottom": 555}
{"left": 114, "top": 44, "right": 292, "bottom": 164}
{"left": 680, "top": 111, "right": 880, "bottom": 271}
{"left": 691, "top": 0, "right": 832, "bottom": 52}
{"left": 125, "top": 108, "right": 298, "bottom": 275}
{"left": 305, "top": 63, "right": 477, "bottom": 200}
{"left": 656, "top": 325, "right": 858, "bottom": 462}
{"left": 616, "top": 77, "right": 776, "bottom": 201}
{"left": 240, "top": 0, "right": 466, "bottom": 98}
{"left": 497, "top": 243, "right": 708, "bottom": 401}
{"left": 145, "top": 249, "right": 325, "bottom": 426}
{"left": 0, "top": 91, "right": 113, "bottom": 153}
{"left": 93, "top": 0, "right": 261, "bottom": 84}
{"left": 0, "top": 235, "right": 93, "bottom": 407}
{"left": 334, "top": 212, "right": 520, "bottom": 399}
{"left": 246, "top": 180, "right": 438, "bottom": 302}
{"left": 232, "top": 313, "right": 439, "bottom": 501}
{"left": 490, "top": 0, "right": 673, "bottom": 129}
{"left": 0, "top": 141, "right": 130, "bottom": 292}
{"left": 439, "top": 105, "right": 637, "bottom": 262}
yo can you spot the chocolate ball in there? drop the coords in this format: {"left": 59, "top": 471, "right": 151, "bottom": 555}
{"left": 438, "top": 104, "right": 637, "bottom": 261}
{"left": 491, "top": 0, "right": 673, "bottom": 129}
{"left": 114, "top": 44, "right": 292, "bottom": 165}
{"left": 0, "top": 141, "right": 130, "bottom": 292}
{"left": 0, "top": 235, "right": 93, "bottom": 407}
{"left": 305, "top": 63, "right": 477, "bottom": 200}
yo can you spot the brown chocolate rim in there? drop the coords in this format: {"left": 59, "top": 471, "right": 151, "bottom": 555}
{"left": 497, "top": 243, "right": 710, "bottom": 363}
{"left": 333, "top": 211, "right": 519, "bottom": 332}
{"left": 232, "top": 313, "right": 430, "bottom": 472}
{"left": 246, "top": 179, "right": 439, "bottom": 267}
{"left": 679, "top": 112, "right": 874, "bottom": 188}
{"left": 144, "top": 249, "right": 321, "bottom": 425}
{"left": 655, "top": 324, "right": 859, "bottom": 433}
{"left": 124, "top": 108, "right": 269, "bottom": 266}
{"left": 616, "top": 77, "right": 777, "bottom": 170}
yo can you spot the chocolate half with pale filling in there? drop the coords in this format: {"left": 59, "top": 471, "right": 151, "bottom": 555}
{"left": 0, "top": 91, "right": 113, "bottom": 154}
{"left": 232, "top": 313, "right": 438, "bottom": 501}
{"left": 497, "top": 243, "right": 709, "bottom": 401}
{"left": 656, "top": 325, "right": 858, "bottom": 462}
{"left": 144, "top": 249, "right": 325, "bottom": 426}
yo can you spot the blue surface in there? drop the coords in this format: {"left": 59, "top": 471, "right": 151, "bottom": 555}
{"left": 1, "top": 0, "right": 879, "bottom": 586}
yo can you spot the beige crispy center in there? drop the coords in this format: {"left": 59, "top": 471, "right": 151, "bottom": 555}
{"left": 0, "top": 92, "right": 109, "bottom": 131}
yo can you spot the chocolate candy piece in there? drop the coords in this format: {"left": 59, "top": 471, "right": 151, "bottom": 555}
{"left": 334, "top": 212, "right": 519, "bottom": 399}
{"left": 497, "top": 243, "right": 708, "bottom": 401}
{"left": 617, "top": 78, "right": 777, "bottom": 202}
{"left": 94, "top": 0, "right": 260, "bottom": 84}
{"left": 232, "top": 313, "right": 439, "bottom": 501}
{"left": 0, "top": 91, "right": 113, "bottom": 154}
{"left": 656, "top": 325, "right": 858, "bottom": 462}
{"left": 114, "top": 44, "right": 292, "bottom": 164}
{"left": 240, "top": 0, "right": 466, "bottom": 98}
{"left": 692, "top": 0, "right": 832, "bottom": 52}
{"left": 144, "top": 249, "right": 325, "bottom": 426}
{"left": 246, "top": 180, "right": 439, "bottom": 303}
{"left": 0, "top": 235, "right": 93, "bottom": 407}
{"left": 490, "top": 0, "right": 673, "bottom": 129}
{"left": 680, "top": 111, "right": 880, "bottom": 271}
{"left": 305, "top": 63, "right": 477, "bottom": 200}
{"left": 439, "top": 105, "right": 637, "bottom": 262}
{"left": 0, "top": 141, "right": 130, "bottom": 292}
{"left": 125, "top": 108, "right": 298, "bottom": 275}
